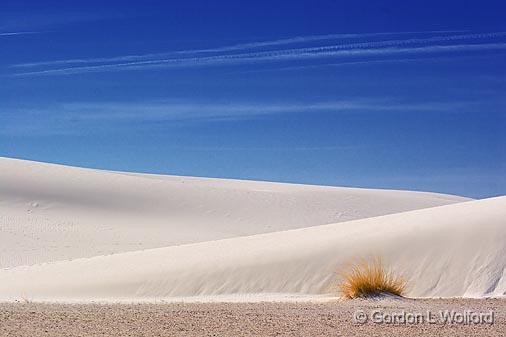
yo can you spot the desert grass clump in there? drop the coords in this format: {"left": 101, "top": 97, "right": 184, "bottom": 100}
{"left": 338, "top": 256, "right": 406, "bottom": 299}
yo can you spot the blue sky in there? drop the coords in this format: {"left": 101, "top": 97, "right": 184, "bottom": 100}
{"left": 1, "top": 0, "right": 505, "bottom": 198}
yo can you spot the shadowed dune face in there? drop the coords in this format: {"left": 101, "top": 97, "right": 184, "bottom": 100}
{"left": 0, "top": 196, "right": 505, "bottom": 301}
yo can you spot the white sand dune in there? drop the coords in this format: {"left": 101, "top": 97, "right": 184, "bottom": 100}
{"left": 2, "top": 157, "right": 504, "bottom": 302}
{"left": 0, "top": 196, "right": 505, "bottom": 301}
{"left": 0, "top": 157, "right": 467, "bottom": 268}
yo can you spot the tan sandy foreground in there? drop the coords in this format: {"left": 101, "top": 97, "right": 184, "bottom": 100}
{"left": 0, "top": 299, "right": 505, "bottom": 337}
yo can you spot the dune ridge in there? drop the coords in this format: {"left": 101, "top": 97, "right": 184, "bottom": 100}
{"left": 0, "top": 157, "right": 467, "bottom": 268}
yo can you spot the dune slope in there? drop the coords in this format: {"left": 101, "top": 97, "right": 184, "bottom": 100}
{"left": 0, "top": 157, "right": 468, "bottom": 268}
{"left": 0, "top": 196, "right": 504, "bottom": 302}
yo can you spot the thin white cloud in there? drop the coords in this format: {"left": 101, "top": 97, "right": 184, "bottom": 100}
{"left": 55, "top": 100, "right": 425, "bottom": 120}
{"left": 0, "top": 99, "right": 474, "bottom": 123}
{"left": 13, "top": 30, "right": 467, "bottom": 68}
{"left": 176, "top": 30, "right": 469, "bottom": 53}
{"left": 1, "top": 98, "right": 494, "bottom": 136}
{"left": 0, "top": 31, "right": 39, "bottom": 37}
{"left": 14, "top": 42, "right": 506, "bottom": 77}
{"left": 10, "top": 31, "right": 506, "bottom": 76}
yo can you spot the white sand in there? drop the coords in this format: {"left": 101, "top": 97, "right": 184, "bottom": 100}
{"left": 0, "top": 157, "right": 466, "bottom": 268}
{"left": 1, "top": 157, "right": 503, "bottom": 302}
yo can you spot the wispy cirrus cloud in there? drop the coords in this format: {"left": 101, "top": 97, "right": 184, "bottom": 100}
{"left": 9, "top": 31, "right": 506, "bottom": 76}
{"left": 14, "top": 43, "right": 506, "bottom": 77}
{"left": 12, "top": 30, "right": 467, "bottom": 68}
{"left": 0, "top": 98, "right": 483, "bottom": 136}
{"left": 0, "top": 31, "right": 40, "bottom": 37}
{"left": 166, "top": 30, "right": 469, "bottom": 54}
{"left": 54, "top": 99, "right": 465, "bottom": 121}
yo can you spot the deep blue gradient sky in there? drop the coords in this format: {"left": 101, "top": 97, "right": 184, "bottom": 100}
{"left": 1, "top": 0, "right": 505, "bottom": 198}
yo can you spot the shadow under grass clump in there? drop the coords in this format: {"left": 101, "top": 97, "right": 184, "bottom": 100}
{"left": 338, "top": 256, "right": 406, "bottom": 299}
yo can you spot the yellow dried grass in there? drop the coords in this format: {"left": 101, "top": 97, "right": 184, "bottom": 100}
{"left": 338, "top": 256, "right": 406, "bottom": 299}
